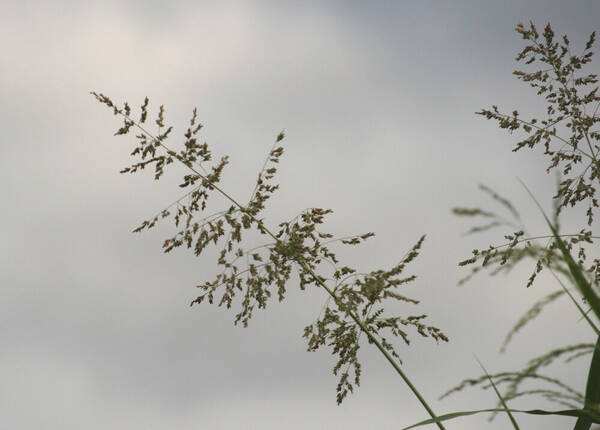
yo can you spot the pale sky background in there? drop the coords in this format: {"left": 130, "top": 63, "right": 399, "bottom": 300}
{"left": 2, "top": 1, "right": 600, "bottom": 429}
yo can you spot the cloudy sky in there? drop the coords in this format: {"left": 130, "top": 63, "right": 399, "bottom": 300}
{"left": 2, "top": 1, "right": 599, "bottom": 429}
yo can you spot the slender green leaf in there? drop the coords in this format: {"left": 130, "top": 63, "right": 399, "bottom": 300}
{"left": 402, "top": 408, "right": 600, "bottom": 430}
{"left": 574, "top": 336, "right": 600, "bottom": 430}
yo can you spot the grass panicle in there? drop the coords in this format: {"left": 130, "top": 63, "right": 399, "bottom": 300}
{"left": 93, "top": 92, "right": 448, "bottom": 428}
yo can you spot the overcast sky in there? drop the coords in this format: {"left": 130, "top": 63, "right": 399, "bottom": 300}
{"left": 2, "top": 1, "right": 600, "bottom": 429}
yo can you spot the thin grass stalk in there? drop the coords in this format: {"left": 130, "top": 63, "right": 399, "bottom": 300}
{"left": 475, "top": 356, "right": 520, "bottom": 429}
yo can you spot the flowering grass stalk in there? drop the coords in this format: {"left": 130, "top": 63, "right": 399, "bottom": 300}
{"left": 92, "top": 92, "right": 447, "bottom": 428}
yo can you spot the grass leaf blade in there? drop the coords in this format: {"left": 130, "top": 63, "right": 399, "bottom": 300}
{"left": 574, "top": 336, "right": 600, "bottom": 430}
{"left": 402, "top": 408, "right": 600, "bottom": 430}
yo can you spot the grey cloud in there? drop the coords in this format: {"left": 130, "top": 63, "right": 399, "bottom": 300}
{"left": 2, "top": 1, "right": 597, "bottom": 429}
